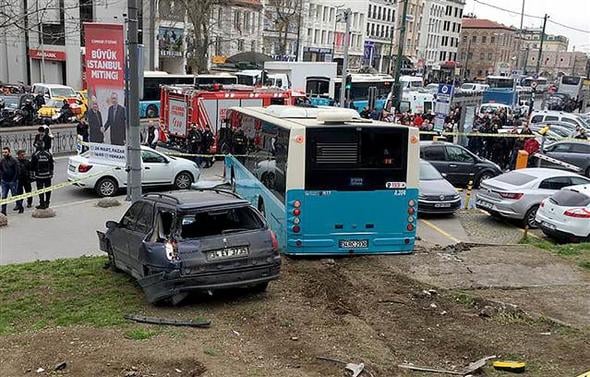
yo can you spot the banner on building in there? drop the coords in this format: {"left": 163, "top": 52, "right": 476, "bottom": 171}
{"left": 84, "top": 23, "right": 126, "bottom": 147}
{"left": 158, "top": 27, "right": 183, "bottom": 57}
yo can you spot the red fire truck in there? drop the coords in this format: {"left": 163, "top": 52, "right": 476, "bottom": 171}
{"left": 159, "top": 85, "right": 303, "bottom": 145}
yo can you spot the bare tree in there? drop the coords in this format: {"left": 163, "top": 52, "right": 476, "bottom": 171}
{"left": 265, "top": 0, "right": 302, "bottom": 55}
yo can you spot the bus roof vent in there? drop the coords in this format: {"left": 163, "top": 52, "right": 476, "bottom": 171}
{"left": 317, "top": 109, "right": 358, "bottom": 124}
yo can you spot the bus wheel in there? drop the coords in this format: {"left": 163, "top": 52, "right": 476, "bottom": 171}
{"left": 146, "top": 105, "right": 158, "bottom": 118}
{"left": 257, "top": 197, "right": 266, "bottom": 217}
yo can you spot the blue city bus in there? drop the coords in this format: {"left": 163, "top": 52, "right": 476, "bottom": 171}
{"left": 328, "top": 74, "right": 394, "bottom": 112}
{"left": 224, "top": 105, "right": 420, "bottom": 255}
{"left": 140, "top": 71, "right": 194, "bottom": 118}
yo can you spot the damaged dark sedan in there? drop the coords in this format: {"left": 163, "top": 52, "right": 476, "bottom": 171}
{"left": 98, "top": 190, "right": 281, "bottom": 304}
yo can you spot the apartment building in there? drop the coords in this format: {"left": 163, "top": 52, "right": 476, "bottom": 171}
{"left": 394, "top": 0, "right": 424, "bottom": 62}
{"left": 365, "top": 0, "right": 396, "bottom": 73}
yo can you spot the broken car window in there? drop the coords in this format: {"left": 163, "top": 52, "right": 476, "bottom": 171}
{"left": 180, "top": 207, "right": 264, "bottom": 239}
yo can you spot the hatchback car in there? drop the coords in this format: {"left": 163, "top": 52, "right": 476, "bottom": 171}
{"left": 98, "top": 190, "right": 281, "bottom": 304}
{"left": 420, "top": 141, "right": 502, "bottom": 187}
{"left": 536, "top": 185, "right": 590, "bottom": 242}
{"left": 476, "top": 168, "right": 590, "bottom": 228}
{"left": 418, "top": 160, "right": 461, "bottom": 214}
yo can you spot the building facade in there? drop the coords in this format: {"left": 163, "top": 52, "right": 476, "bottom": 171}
{"left": 395, "top": 0, "right": 425, "bottom": 62}
{"left": 261, "top": 0, "right": 301, "bottom": 61}
{"left": 458, "top": 18, "right": 517, "bottom": 79}
{"left": 365, "top": 0, "right": 396, "bottom": 73}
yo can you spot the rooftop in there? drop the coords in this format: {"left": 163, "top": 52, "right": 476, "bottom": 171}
{"left": 461, "top": 18, "right": 515, "bottom": 31}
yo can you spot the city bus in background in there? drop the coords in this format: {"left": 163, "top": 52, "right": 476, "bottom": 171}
{"left": 195, "top": 73, "right": 238, "bottom": 86}
{"left": 486, "top": 75, "right": 516, "bottom": 89}
{"left": 521, "top": 76, "right": 549, "bottom": 92}
{"left": 483, "top": 75, "right": 520, "bottom": 110}
{"left": 558, "top": 75, "right": 585, "bottom": 100}
{"left": 141, "top": 71, "right": 194, "bottom": 118}
{"left": 333, "top": 74, "right": 394, "bottom": 111}
{"left": 223, "top": 105, "right": 420, "bottom": 255}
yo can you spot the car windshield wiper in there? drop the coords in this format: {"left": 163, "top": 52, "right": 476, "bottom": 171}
{"left": 221, "top": 228, "right": 249, "bottom": 234}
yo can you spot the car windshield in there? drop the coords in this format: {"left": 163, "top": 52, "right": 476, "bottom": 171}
{"left": 420, "top": 161, "right": 443, "bottom": 180}
{"left": 1, "top": 97, "right": 19, "bottom": 108}
{"left": 51, "top": 87, "right": 76, "bottom": 97}
{"left": 46, "top": 99, "right": 63, "bottom": 107}
{"left": 494, "top": 171, "right": 536, "bottom": 186}
{"left": 461, "top": 84, "right": 475, "bottom": 90}
{"left": 180, "top": 206, "right": 264, "bottom": 239}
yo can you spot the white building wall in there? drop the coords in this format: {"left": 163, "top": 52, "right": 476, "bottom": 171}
{"left": 0, "top": 0, "right": 28, "bottom": 85}
{"left": 439, "top": 0, "right": 464, "bottom": 63}
{"left": 366, "top": 0, "right": 396, "bottom": 73}
{"left": 418, "top": 0, "right": 444, "bottom": 69}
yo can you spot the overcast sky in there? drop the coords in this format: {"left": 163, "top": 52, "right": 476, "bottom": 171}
{"left": 464, "top": 0, "right": 590, "bottom": 52}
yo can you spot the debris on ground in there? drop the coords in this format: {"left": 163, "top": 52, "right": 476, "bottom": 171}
{"left": 124, "top": 314, "right": 210, "bottom": 328}
{"left": 35, "top": 367, "right": 44, "bottom": 373}
{"left": 399, "top": 355, "right": 496, "bottom": 375}
{"left": 97, "top": 198, "right": 121, "bottom": 208}
{"left": 32, "top": 208, "right": 56, "bottom": 218}
{"left": 492, "top": 360, "right": 527, "bottom": 373}
{"left": 54, "top": 361, "right": 67, "bottom": 371}
{"left": 0, "top": 213, "right": 7, "bottom": 227}
{"left": 317, "top": 356, "right": 372, "bottom": 377}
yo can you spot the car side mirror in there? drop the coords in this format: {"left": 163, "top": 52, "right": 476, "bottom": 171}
{"left": 106, "top": 220, "right": 119, "bottom": 229}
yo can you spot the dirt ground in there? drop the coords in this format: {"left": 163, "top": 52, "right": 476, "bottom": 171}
{"left": 1, "top": 248, "right": 589, "bottom": 377}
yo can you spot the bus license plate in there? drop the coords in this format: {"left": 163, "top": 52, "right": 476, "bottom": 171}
{"left": 339, "top": 240, "right": 368, "bottom": 249}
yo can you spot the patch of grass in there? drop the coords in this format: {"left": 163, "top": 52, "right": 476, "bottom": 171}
{"left": 520, "top": 237, "right": 590, "bottom": 270}
{"left": 454, "top": 292, "right": 476, "bottom": 307}
{"left": 0, "top": 256, "right": 144, "bottom": 335}
{"left": 124, "top": 327, "right": 159, "bottom": 340}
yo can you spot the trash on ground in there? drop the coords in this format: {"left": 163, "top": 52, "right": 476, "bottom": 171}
{"left": 398, "top": 355, "right": 496, "bottom": 375}
{"left": 124, "top": 314, "right": 211, "bottom": 328}
{"left": 317, "top": 356, "right": 372, "bottom": 377}
{"left": 492, "top": 360, "right": 527, "bottom": 373}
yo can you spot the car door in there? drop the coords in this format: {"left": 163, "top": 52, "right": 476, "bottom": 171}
{"left": 444, "top": 145, "right": 476, "bottom": 186}
{"left": 126, "top": 202, "right": 155, "bottom": 276}
{"left": 544, "top": 143, "right": 574, "bottom": 167}
{"left": 142, "top": 150, "right": 172, "bottom": 185}
{"left": 568, "top": 144, "right": 590, "bottom": 173}
{"left": 113, "top": 202, "right": 145, "bottom": 270}
{"left": 421, "top": 145, "right": 449, "bottom": 179}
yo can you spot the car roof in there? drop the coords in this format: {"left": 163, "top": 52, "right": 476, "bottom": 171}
{"left": 33, "top": 83, "right": 73, "bottom": 89}
{"left": 530, "top": 110, "right": 578, "bottom": 117}
{"left": 142, "top": 190, "right": 248, "bottom": 211}
{"left": 508, "top": 168, "right": 582, "bottom": 179}
{"left": 420, "top": 141, "right": 454, "bottom": 147}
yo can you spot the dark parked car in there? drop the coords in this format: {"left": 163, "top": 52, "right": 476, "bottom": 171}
{"left": 98, "top": 190, "right": 281, "bottom": 304}
{"left": 0, "top": 94, "right": 35, "bottom": 127}
{"left": 420, "top": 141, "right": 502, "bottom": 187}
{"left": 541, "top": 141, "right": 590, "bottom": 177}
{"left": 418, "top": 160, "right": 461, "bottom": 214}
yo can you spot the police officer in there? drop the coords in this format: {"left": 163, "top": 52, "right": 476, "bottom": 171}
{"left": 14, "top": 149, "right": 33, "bottom": 211}
{"left": 31, "top": 141, "right": 54, "bottom": 209}
{"left": 201, "top": 125, "right": 214, "bottom": 168}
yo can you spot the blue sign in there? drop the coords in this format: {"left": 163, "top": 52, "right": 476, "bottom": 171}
{"left": 363, "top": 41, "right": 375, "bottom": 61}
{"left": 434, "top": 84, "right": 454, "bottom": 132}
{"left": 437, "top": 84, "right": 455, "bottom": 98}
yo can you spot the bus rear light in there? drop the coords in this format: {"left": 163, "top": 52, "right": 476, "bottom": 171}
{"left": 293, "top": 200, "right": 301, "bottom": 208}
{"left": 408, "top": 216, "right": 415, "bottom": 223}
{"left": 408, "top": 207, "right": 415, "bottom": 215}
{"left": 408, "top": 199, "right": 416, "bottom": 207}
{"left": 407, "top": 224, "right": 414, "bottom": 232}
{"left": 292, "top": 225, "right": 301, "bottom": 233}
{"left": 293, "top": 217, "right": 300, "bottom": 224}
{"left": 295, "top": 240, "right": 302, "bottom": 247}
{"left": 293, "top": 208, "right": 301, "bottom": 216}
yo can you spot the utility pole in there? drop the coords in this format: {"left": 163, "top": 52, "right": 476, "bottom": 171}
{"left": 338, "top": 8, "right": 351, "bottom": 108}
{"left": 518, "top": 0, "right": 525, "bottom": 71}
{"left": 535, "top": 14, "right": 548, "bottom": 75}
{"left": 127, "top": 0, "right": 142, "bottom": 202}
{"left": 36, "top": 1, "right": 45, "bottom": 82}
{"left": 295, "top": 0, "right": 303, "bottom": 61}
{"left": 148, "top": 0, "right": 156, "bottom": 70}
{"left": 392, "top": 0, "right": 409, "bottom": 112}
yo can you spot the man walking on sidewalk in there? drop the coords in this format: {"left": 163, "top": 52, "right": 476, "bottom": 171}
{"left": 14, "top": 149, "right": 33, "bottom": 212}
{"left": 0, "top": 147, "right": 20, "bottom": 215}
{"left": 31, "top": 143, "right": 54, "bottom": 210}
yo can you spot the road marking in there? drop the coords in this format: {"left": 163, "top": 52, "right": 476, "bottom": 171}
{"left": 477, "top": 208, "right": 540, "bottom": 239}
{"left": 420, "top": 219, "right": 461, "bottom": 244}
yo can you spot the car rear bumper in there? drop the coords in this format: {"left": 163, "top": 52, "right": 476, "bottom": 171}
{"left": 475, "top": 196, "right": 524, "bottom": 220}
{"left": 138, "top": 261, "right": 281, "bottom": 303}
{"left": 536, "top": 211, "right": 589, "bottom": 240}
{"left": 538, "top": 222, "right": 586, "bottom": 242}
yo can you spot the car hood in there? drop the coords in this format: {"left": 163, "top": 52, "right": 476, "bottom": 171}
{"left": 419, "top": 178, "right": 457, "bottom": 195}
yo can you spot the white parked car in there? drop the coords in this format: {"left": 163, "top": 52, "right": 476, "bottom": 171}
{"left": 536, "top": 184, "right": 590, "bottom": 242}
{"left": 68, "top": 147, "right": 200, "bottom": 197}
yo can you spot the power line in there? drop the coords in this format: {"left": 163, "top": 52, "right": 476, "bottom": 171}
{"left": 547, "top": 19, "right": 590, "bottom": 35}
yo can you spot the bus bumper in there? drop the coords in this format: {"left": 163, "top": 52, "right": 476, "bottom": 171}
{"left": 284, "top": 236, "right": 415, "bottom": 255}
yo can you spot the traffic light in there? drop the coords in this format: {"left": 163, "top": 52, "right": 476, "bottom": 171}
{"left": 345, "top": 74, "right": 352, "bottom": 90}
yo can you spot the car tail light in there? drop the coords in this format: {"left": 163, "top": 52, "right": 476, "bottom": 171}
{"left": 540, "top": 201, "right": 545, "bottom": 208}
{"left": 78, "top": 163, "right": 93, "bottom": 173}
{"left": 564, "top": 208, "right": 590, "bottom": 218}
{"left": 270, "top": 231, "right": 279, "bottom": 253}
{"left": 499, "top": 192, "right": 523, "bottom": 200}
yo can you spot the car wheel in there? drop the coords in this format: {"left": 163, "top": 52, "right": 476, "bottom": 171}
{"left": 523, "top": 205, "right": 540, "bottom": 229}
{"left": 146, "top": 105, "right": 158, "bottom": 118}
{"left": 475, "top": 171, "right": 494, "bottom": 188}
{"left": 95, "top": 177, "right": 118, "bottom": 197}
{"left": 174, "top": 171, "right": 193, "bottom": 190}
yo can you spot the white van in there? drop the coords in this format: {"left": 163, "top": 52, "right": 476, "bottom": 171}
{"left": 529, "top": 110, "right": 589, "bottom": 129}
{"left": 460, "top": 83, "right": 489, "bottom": 93}
{"left": 31, "top": 83, "right": 77, "bottom": 99}
{"left": 400, "top": 76, "right": 424, "bottom": 90}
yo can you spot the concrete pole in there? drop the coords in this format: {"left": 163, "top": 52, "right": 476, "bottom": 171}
{"left": 535, "top": 14, "right": 548, "bottom": 75}
{"left": 148, "top": 0, "right": 155, "bottom": 71}
{"left": 339, "top": 8, "right": 351, "bottom": 108}
{"left": 127, "top": 0, "right": 142, "bottom": 202}
{"left": 392, "top": 0, "right": 409, "bottom": 112}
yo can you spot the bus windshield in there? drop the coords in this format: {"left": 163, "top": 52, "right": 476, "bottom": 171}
{"left": 335, "top": 81, "right": 392, "bottom": 101}
{"left": 487, "top": 77, "right": 514, "bottom": 89}
{"left": 142, "top": 74, "right": 194, "bottom": 101}
{"left": 196, "top": 75, "right": 238, "bottom": 85}
{"left": 561, "top": 76, "right": 581, "bottom": 85}
{"left": 305, "top": 127, "right": 408, "bottom": 191}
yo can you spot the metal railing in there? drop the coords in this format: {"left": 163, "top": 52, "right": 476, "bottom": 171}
{"left": 0, "top": 129, "right": 79, "bottom": 155}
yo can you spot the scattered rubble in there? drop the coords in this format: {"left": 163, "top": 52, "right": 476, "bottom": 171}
{"left": 97, "top": 198, "right": 121, "bottom": 208}
{"left": 0, "top": 213, "right": 7, "bottom": 227}
{"left": 32, "top": 208, "right": 56, "bottom": 218}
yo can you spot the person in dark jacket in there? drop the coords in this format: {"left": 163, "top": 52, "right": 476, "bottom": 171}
{"left": 31, "top": 143, "right": 54, "bottom": 209}
{"left": 201, "top": 125, "right": 214, "bottom": 168}
{"left": 87, "top": 98, "right": 104, "bottom": 143}
{"left": 0, "top": 147, "right": 20, "bottom": 215}
{"left": 76, "top": 120, "right": 90, "bottom": 152}
{"left": 14, "top": 149, "right": 33, "bottom": 211}
{"left": 104, "top": 92, "right": 126, "bottom": 145}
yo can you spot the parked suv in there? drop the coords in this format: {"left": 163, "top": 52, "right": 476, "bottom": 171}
{"left": 420, "top": 141, "right": 502, "bottom": 187}
{"left": 98, "top": 190, "right": 281, "bottom": 304}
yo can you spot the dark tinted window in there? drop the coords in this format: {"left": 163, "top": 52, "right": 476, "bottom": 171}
{"left": 545, "top": 116, "right": 559, "bottom": 121}
{"left": 539, "top": 177, "right": 573, "bottom": 190}
{"left": 120, "top": 202, "right": 145, "bottom": 229}
{"left": 495, "top": 171, "right": 536, "bottom": 186}
{"left": 561, "top": 76, "right": 581, "bottom": 85}
{"left": 237, "top": 116, "right": 290, "bottom": 202}
{"left": 306, "top": 78, "right": 330, "bottom": 95}
{"left": 552, "top": 143, "right": 572, "bottom": 152}
{"left": 180, "top": 206, "right": 264, "bottom": 238}
{"left": 446, "top": 146, "right": 474, "bottom": 163}
{"left": 550, "top": 189, "right": 590, "bottom": 206}
{"left": 561, "top": 118, "right": 577, "bottom": 125}
{"left": 422, "top": 145, "right": 446, "bottom": 161}
{"left": 530, "top": 115, "right": 543, "bottom": 123}
{"left": 135, "top": 203, "right": 154, "bottom": 233}
{"left": 571, "top": 144, "right": 590, "bottom": 153}
{"left": 142, "top": 150, "right": 167, "bottom": 163}
{"left": 306, "top": 127, "right": 408, "bottom": 191}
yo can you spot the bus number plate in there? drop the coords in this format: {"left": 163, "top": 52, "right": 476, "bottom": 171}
{"left": 339, "top": 240, "right": 368, "bottom": 249}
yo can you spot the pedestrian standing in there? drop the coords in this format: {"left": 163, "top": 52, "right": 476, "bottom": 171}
{"left": 31, "top": 143, "right": 54, "bottom": 209}
{"left": 202, "top": 125, "right": 214, "bottom": 168}
{"left": 0, "top": 147, "right": 20, "bottom": 215}
{"left": 146, "top": 123, "right": 159, "bottom": 149}
{"left": 14, "top": 150, "right": 33, "bottom": 211}
{"left": 76, "top": 120, "right": 89, "bottom": 152}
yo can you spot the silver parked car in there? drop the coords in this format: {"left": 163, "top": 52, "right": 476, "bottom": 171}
{"left": 419, "top": 160, "right": 461, "bottom": 214}
{"left": 475, "top": 168, "right": 590, "bottom": 228}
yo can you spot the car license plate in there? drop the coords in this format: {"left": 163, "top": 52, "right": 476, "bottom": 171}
{"left": 434, "top": 203, "right": 452, "bottom": 208}
{"left": 339, "top": 240, "right": 368, "bottom": 249}
{"left": 542, "top": 221, "right": 556, "bottom": 230}
{"left": 207, "top": 246, "right": 249, "bottom": 260}
{"left": 68, "top": 164, "right": 76, "bottom": 172}
{"left": 477, "top": 200, "right": 494, "bottom": 209}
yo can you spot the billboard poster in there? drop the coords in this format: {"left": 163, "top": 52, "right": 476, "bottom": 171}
{"left": 168, "top": 99, "right": 187, "bottom": 136}
{"left": 158, "top": 27, "right": 183, "bottom": 57}
{"left": 84, "top": 23, "right": 126, "bottom": 146}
